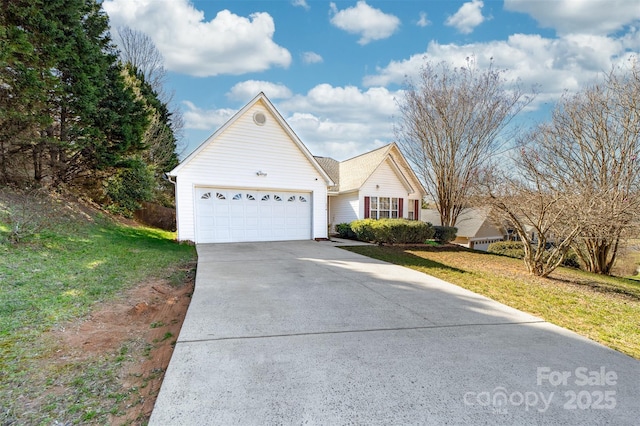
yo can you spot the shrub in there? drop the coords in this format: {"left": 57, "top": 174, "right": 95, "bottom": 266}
{"left": 350, "top": 219, "right": 377, "bottom": 242}
{"left": 0, "top": 187, "right": 57, "bottom": 244}
{"left": 488, "top": 241, "right": 525, "bottom": 259}
{"left": 433, "top": 226, "right": 457, "bottom": 243}
{"left": 335, "top": 222, "right": 356, "bottom": 239}
{"left": 105, "top": 158, "right": 155, "bottom": 217}
{"left": 350, "top": 219, "right": 434, "bottom": 244}
{"left": 134, "top": 201, "right": 176, "bottom": 231}
{"left": 562, "top": 250, "right": 581, "bottom": 269}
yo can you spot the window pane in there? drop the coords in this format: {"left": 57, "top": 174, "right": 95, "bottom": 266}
{"left": 392, "top": 198, "right": 398, "bottom": 209}
{"left": 391, "top": 211, "right": 398, "bottom": 218}
{"left": 370, "top": 197, "right": 378, "bottom": 209}
{"left": 380, "top": 211, "right": 390, "bottom": 219}
{"left": 381, "top": 197, "right": 390, "bottom": 209}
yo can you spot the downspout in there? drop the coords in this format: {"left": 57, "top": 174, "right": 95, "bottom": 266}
{"left": 163, "top": 172, "right": 176, "bottom": 185}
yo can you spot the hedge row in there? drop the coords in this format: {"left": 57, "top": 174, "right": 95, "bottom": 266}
{"left": 336, "top": 219, "right": 435, "bottom": 244}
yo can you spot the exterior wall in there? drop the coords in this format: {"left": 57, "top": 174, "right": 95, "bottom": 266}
{"left": 174, "top": 101, "right": 328, "bottom": 242}
{"left": 389, "top": 148, "right": 425, "bottom": 221}
{"left": 359, "top": 159, "right": 416, "bottom": 218}
{"left": 329, "top": 192, "right": 359, "bottom": 231}
{"left": 475, "top": 220, "right": 505, "bottom": 239}
{"left": 453, "top": 236, "right": 471, "bottom": 248}
{"left": 470, "top": 238, "right": 504, "bottom": 252}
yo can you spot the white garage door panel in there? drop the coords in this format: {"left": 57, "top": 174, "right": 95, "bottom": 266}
{"left": 195, "top": 188, "right": 312, "bottom": 243}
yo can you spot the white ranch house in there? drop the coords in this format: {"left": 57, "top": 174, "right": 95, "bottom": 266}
{"left": 168, "top": 93, "right": 425, "bottom": 244}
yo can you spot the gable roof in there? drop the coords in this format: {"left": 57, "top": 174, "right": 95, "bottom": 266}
{"left": 168, "top": 92, "right": 333, "bottom": 185}
{"left": 316, "top": 143, "right": 426, "bottom": 195}
{"left": 314, "top": 157, "right": 340, "bottom": 192}
{"left": 423, "top": 207, "right": 505, "bottom": 238}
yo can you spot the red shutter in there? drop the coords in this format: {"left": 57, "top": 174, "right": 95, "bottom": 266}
{"left": 398, "top": 198, "right": 404, "bottom": 218}
{"left": 414, "top": 200, "right": 420, "bottom": 220}
{"left": 364, "top": 196, "right": 370, "bottom": 219}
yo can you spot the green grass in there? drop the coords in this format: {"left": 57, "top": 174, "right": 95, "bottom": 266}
{"left": 0, "top": 194, "right": 196, "bottom": 425}
{"left": 344, "top": 245, "right": 640, "bottom": 360}
{"left": 0, "top": 223, "right": 194, "bottom": 342}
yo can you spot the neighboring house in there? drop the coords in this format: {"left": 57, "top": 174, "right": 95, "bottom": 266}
{"left": 167, "top": 92, "right": 425, "bottom": 244}
{"left": 422, "top": 207, "right": 507, "bottom": 251}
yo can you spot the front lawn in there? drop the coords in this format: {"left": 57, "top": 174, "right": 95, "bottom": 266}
{"left": 344, "top": 245, "right": 640, "bottom": 359}
{"left": 0, "top": 193, "right": 197, "bottom": 424}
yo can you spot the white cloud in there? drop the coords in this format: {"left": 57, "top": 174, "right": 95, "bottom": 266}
{"left": 302, "top": 51, "right": 324, "bottom": 64}
{"left": 417, "top": 12, "right": 431, "bottom": 28}
{"left": 183, "top": 84, "right": 400, "bottom": 160}
{"left": 277, "top": 84, "right": 402, "bottom": 159}
{"left": 329, "top": 1, "right": 401, "bottom": 45}
{"left": 182, "top": 101, "right": 236, "bottom": 130}
{"left": 445, "top": 0, "right": 485, "bottom": 34}
{"left": 226, "top": 81, "right": 293, "bottom": 102}
{"left": 363, "top": 32, "right": 635, "bottom": 112}
{"left": 505, "top": 0, "right": 640, "bottom": 35}
{"left": 292, "top": 0, "right": 310, "bottom": 10}
{"left": 103, "top": 0, "right": 291, "bottom": 77}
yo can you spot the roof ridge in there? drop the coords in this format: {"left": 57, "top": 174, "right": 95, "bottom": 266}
{"left": 340, "top": 143, "right": 392, "bottom": 163}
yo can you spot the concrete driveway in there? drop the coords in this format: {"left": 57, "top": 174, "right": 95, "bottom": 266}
{"left": 150, "top": 241, "right": 639, "bottom": 425}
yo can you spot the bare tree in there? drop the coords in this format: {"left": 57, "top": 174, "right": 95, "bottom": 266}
{"left": 116, "top": 26, "right": 166, "bottom": 93}
{"left": 396, "top": 59, "right": 535, "bottom": 227}
{"left": 483, "top": 150, "right": 583, "bottom": 277}
{"left": 522, "top": 62, "right": 640, "bottom": 274}
{"left": 116, "top": 27, "right": 186, "bottom": 205}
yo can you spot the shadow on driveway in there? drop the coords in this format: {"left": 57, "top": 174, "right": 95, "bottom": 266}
{"left": 151, "top": 241, "right": 640, "bottom": 425}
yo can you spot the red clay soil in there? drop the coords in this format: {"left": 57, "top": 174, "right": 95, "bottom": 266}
{"left": 51, "top": 275, "right": 194, "bottom": 424}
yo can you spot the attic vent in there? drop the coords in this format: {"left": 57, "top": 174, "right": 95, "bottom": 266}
{"left": 253, "top": 111, "right": 267, "bottom": 126}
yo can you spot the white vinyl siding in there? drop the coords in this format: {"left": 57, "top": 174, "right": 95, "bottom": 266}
{"left": 329, "top": 192, "right": 359, "bottom": 231}
{"left": 470, "top": 238, "right": 504, "bottom": 252}
{"left": 173, "top": 100, "right": 328, "bottom": 242}
{"left": 360, "top": 159, "right": 410, "bottom": 219}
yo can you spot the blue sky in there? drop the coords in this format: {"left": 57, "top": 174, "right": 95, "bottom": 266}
{"left": 102, "top": 0, "right": 640, "bottom": 161}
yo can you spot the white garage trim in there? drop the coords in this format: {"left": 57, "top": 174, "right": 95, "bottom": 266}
{"left": 195, "top": 187, "right": 312, "bottom": 243}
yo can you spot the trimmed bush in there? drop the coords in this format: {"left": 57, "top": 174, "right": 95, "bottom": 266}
{"left": 433, "top": 226, "right": 457, "bottom": 243}
{"left": 487, "top": 241, "right": 525, "bottom": 259}
{"left": 335, "top": 222, "right": 356, "bottom": 239}
{"left": 350, "top": 218, "right": 434, "bottom": 244}
{"left": 350, "top": 219, "right": 377, "bottom": 242}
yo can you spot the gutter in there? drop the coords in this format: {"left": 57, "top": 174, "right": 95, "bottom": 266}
{"left": 163, "top": 173, "right": 176, "bottom": 185}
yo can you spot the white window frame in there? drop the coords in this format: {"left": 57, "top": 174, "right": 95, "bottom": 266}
{"left": 370, "top": 196, "right": 399, "bottom": 219}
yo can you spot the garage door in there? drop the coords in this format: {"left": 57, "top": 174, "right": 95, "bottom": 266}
{"left": 195, "top": 188, "right": 312, "bottom": 243}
